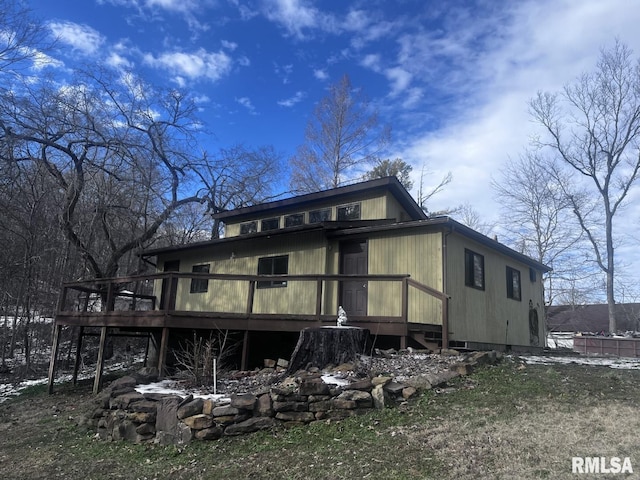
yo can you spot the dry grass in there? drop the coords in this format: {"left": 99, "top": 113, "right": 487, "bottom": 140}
{"left": 1, "top": 359, "right": 640, "bottom": 479}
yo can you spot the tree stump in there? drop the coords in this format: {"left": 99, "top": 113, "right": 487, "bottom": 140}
{"left": 287, "top": 327, "right": 369, "bottom": 373}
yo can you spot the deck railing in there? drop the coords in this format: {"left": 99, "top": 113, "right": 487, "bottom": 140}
{"left": 56, "top": 272, "right": 448, "bottom": 327}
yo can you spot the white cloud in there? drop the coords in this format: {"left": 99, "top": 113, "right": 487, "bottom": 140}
{"left": 397, "top": 0, "right": 640, "bottom": 220}
{"left": 277, "top": 91, "right": 305, "bottom": 107}
{"left": 143, "top": 48, "right": 233, "bottom": 83}
{"left": 48, "top": 21, "right": 105, "bottom": 57}
{"left": 106, "top": 52, "right": 133, "bottom": 69}
{"left": 98, "top": 0, "right": 215, "bottom": 31}
{"left": 360, "top": 53, "right": 381, "bottom": 71}
{"left": 236, "top": 96, "right": 257, "bottom": 115}
{"left": 384, "top": 67, "right": 411, "bottom": 96}
{"left": 221, "top": 40, "right": 238, "bottom": 51}
{"left": 262, "top": 0, "right": 337, "bottom": 39}
{"left": 274, "top": 63, "right": 293, "bottom": 84}
{"left": 313, "top": 68, "right": 328, "bottom": 80}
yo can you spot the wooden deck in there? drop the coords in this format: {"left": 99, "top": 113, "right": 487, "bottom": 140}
{"left": 48, "top": 272, "right": 448, "bottom": 394}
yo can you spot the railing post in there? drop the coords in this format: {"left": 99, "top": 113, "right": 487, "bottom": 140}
{"left": 105, "top": 282, "right": 115, "bottom": 312}
{"left": 246, "top": 280, "right": 255, "bottom": 316}
{"left": 315, "top": 278, "right": 323, "bottom": 320}
{"left": 401, "top": 278, "right": 408, "bottom": 322}
{"left": 168, "top": 274, "right": 178, "bottom": 311}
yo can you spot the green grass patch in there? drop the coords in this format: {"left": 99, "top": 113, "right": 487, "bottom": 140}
{"left": 2, "top": 359, "right": 640, "bottom": 479}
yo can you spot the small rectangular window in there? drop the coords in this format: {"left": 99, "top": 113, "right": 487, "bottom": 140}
{"left": 309, "top": 208, "right": 331, "bottom": 223}
{"left": 257, "top": 255, "right": 289, "bottom": 289}
{"left": 239, "top": 221, "right": 257, "bottom": 235}
{"left": 529, "top": 267, "right": 537, "bottom": 282}
{"left": 507, "top": 266, "right": 521, "bottom": 301}
{"left": 464, "top": 249, "right": 485, "bottom": 290}
{"left": 284, "top": 213, "right": 304, "bottom": 227}
{"left": 261, "top": 217, "right": 280, "bottom": 231}
{"left": 190, "top": 264, "right": 210, "bottom": 293}
{"left": 337, "top": 203, "right": 361, "bottom": 220}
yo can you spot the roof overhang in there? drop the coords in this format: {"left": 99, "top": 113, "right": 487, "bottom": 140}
{"left": 139, "top": 219, "right": 396, "bottom": 258}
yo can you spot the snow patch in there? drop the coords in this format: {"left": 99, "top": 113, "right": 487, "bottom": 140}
{"left": 321, "top": 374, "right": 350, "bottom": 386}
{"left": 521, "top": 355, "right": 640, "bottom": 369}
{"left": 135, "top": 380, "right": 230, "bottom": 403}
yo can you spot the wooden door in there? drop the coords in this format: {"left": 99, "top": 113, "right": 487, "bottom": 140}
{"left": 340, "top": 241, "right": 368, "bottom": 316}
{"left": 160, "top": 260, "right": 180, "bottom": 310}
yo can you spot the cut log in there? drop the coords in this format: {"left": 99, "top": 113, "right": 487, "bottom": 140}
{"left": 287, "top": 327, "right": 369, "bottom": 373}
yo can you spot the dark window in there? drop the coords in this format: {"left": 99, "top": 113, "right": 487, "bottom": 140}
{"left": 284, "top": 213, "right": 304, "bottom": 227}
{"left": 507, "top": 266, "right": 521, "bottom": 301}
{"left": 261, "top": 217, "right": 279, "bottom": 231}
{"left": 190, "top": 264, "right": 210, "bottom": 293}
{"left": 465, "top": 249, "right": 485, "bottom": 290}
{"left": 529, "top": 267, "right": 537, "bottom": 282}
{"left": 257, "top": 255, "right": 289, "bottom": 289}
{"left": 337, "top": 203, "right": 361, "bottom": 220}
{"left": 239, "top": 221, "right": 257, "bottom": 235}
{"left": 309, "top": 208, "right": 331, "bottom": 223}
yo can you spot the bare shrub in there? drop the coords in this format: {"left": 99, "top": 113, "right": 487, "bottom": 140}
{"left": 173, "top": 330, "right": 238, "bottom": 386}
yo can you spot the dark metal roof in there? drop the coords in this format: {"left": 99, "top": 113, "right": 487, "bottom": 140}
{"left": 210, "top": 176, "right": 427, "bottom": 223}
{"left": 140, "top": 219, "right": 395, "bottom": 257}
{"left": 547, "top": 303, "right": 640, "bottom": 332}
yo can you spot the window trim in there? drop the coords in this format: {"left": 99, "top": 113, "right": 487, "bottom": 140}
{"left": 239, "top": 221, "right": 257, "bottom": 235}
{"left": 190, "top": 264, "right": 210, "bottom": 293}
{"left": 284, "top": 213, "right": 305, "bottom": 228}
{"left": 337, "top": 202, "right": 361, "bottom": 221}
{"left": 261, "top": 217, "right": 280, "bottom": 232}
{"left": 464, "top": 249, "right": 485, "bottom": 291}
{"left": 257, "top": 255, "right": 289, "bottom": 289}
{"left": 506, "top": 266, "right": 522, "bottom": 301}
{"left": 308, "top": 207, "right": 332, "bottom": 224}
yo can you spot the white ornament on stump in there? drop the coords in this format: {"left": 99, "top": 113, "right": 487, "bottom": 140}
{"left": 337, "top": 306, "right": 348, "bottom": 327}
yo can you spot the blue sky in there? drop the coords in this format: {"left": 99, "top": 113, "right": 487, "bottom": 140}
{"left": 22, "top": 0, "right": 640, "bottom": 297}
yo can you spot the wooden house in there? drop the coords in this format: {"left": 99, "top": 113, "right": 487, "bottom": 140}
{"left": 48, "top": 176, "right": 550, "bottom": 392}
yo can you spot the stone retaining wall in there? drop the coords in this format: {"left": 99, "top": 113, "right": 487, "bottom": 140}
{"left": 80, "top": 350, "right": 500, "bottom": 444}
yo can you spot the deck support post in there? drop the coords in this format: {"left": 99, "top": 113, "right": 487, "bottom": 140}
{"left": 72, "top": 326, "right": 85, "bottom": 385}
{"left": 400, "top": 335, "right": 407, "bottom": 350}
{"left": 47, "top": 324, "right": 62, "bottom": 394}
{"left": 93, "top": 326, "right": 108, "bottom": 394}
{"left": 442, "top": 297, "right": 449, "bottom": 349}
{"left": 241, "top": 330, "right": 250, "bottom": 371}
{"left": 157, "top": 327, "right": 169, "bottom": 378}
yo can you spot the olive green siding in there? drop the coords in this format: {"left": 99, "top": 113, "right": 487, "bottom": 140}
{"left": 157, "top": 232, "right": 327, "bottom": 316}
{"left": 368, "top": 230, "right": 443, "bottom": 324}
{"left": 224, "top": 191, "right": 406, "bottom": 238}
{"left": 157, "top": 227, "right": 446, "bottom": 325}
{"left": 445, "top": 234, "right": 545, "bottom": 347}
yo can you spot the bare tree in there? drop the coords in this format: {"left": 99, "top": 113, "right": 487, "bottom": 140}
{"left": 290, "top": 74, "right": 390, "bottom": 192}
{"left": 416, "top": 164, "right": 452, "bottom": 214}
{"left": 0, "top": 0, "right": 51, "bottom": 72}
{"left": 530, "top": 40, "right": 640, "bottom": 332}
{"left": 363, "top": 158, "right": 414, "bottom": 190}
{"left": 491, "top": 152, "right": 597, "bottom": 305}
{"left": 0, "top": 70, "right": 208, "bottom": 280}
{"left": 193, "top": 144, "right": 285, "bottom": 238}
{"left": 452, "top": 202, "right": 495, "bottom": 236}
